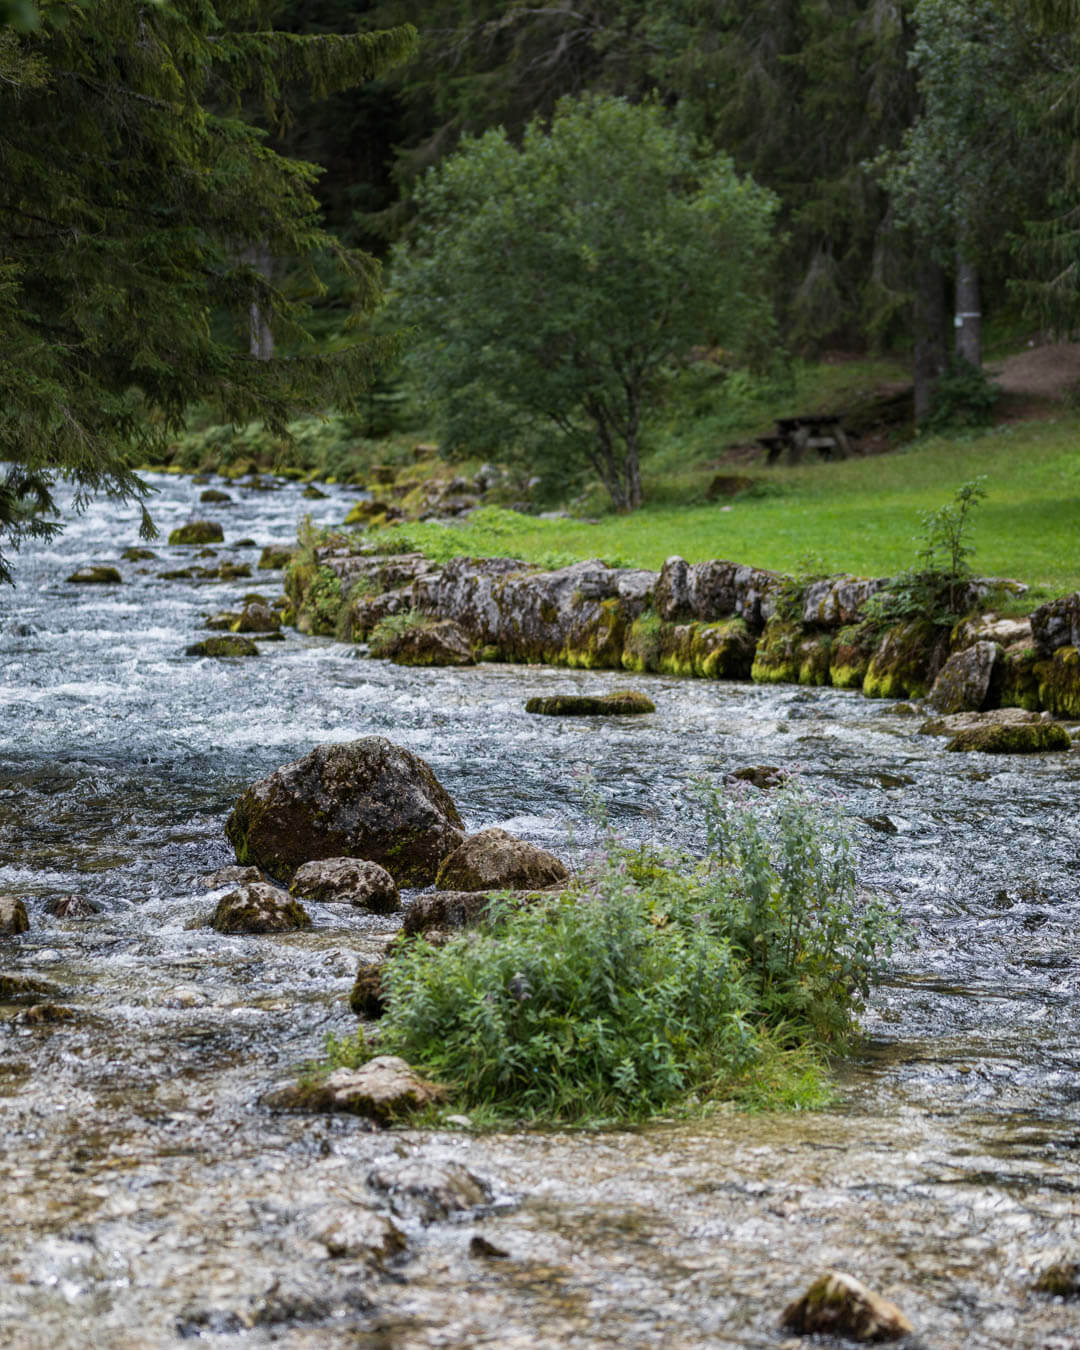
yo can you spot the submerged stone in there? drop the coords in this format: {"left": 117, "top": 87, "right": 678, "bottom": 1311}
{"left": 44, "top": 894, "right": 99, "bottom": 918}
{"left": 225, "top": 736, "right": 464, "bottom": 886}
{"left": 185, "top": 635, "right": 259, "bottom": 658}
{"left": 264, "top": 1056, "right": 446, "bottom": 1123}
{"left": 525, "top": 690, "right": 655, "bottom": 716}
{"left": 68, "top": 566, "right": 122, "bottom": 584}
{"left": 780, "top": 1270, "right": 913, "bottom": 1342}
{"left": 121, "top": 546, "right": 157, "bottom": 561}
{"left": 169, "top": 520, "right": 224, "bottom": 545}
{"left": 366, "top": 1157, "right": 492, "bottom": 1223}
{"left": 211, "top": 882, "right": 312, "bottom": 934}
{"left": 435, "top": 827, "right": 569, "bottom": 892}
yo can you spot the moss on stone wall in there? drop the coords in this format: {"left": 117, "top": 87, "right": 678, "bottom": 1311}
{"left": 862, "top": 620, "right": 941, "bottom": 700}
{"left": 1035, "top": 646, "right": 1080, "bottom": 718}
{"left": 750, "top": 618, "right": 803, "bottom": 685}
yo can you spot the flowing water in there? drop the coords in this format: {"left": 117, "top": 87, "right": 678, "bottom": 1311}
{"left": 1, "top": 474, "right": 1078, "bottom": 1349}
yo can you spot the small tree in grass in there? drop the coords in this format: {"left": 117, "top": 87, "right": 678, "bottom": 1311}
{"left": 391, "top": 95, "right": 778, "bottom": 512}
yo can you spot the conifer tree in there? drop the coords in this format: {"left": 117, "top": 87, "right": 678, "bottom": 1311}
{"left": 0, "top": 0, "right": 415, "bottom": 580}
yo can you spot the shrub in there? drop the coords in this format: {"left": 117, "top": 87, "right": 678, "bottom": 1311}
{"left": 352, "top": 781, "right": 899, "bottom": 1123}
{"left": 923, "top": 357, "right": 1000, "bottom": 433}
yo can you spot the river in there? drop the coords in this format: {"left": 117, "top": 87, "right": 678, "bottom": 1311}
{"left": 1, "top": 472, "right": 1077, "bottom": 1348}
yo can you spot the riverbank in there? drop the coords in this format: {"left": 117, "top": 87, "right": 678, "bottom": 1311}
{"left": 285, "top": 534, "right": 1080, "bottom": 724}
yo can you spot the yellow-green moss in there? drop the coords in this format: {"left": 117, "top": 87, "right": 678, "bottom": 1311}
{"left": 862, "top": 620, "right": 941, "bottom": 700}
{"left": 750, "top": 618, "right": 802, "bottom": 685}
{"left": 1034, "top": 646, "right": 1080, "bottom": 718}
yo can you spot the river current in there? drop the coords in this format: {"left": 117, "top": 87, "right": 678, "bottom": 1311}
{"left": 1, "top": 473, "right": 1077, "bottom": 1349}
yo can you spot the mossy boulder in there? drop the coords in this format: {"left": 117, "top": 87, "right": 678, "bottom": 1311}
{"left": 862, "top": 619, "right": 945, "bottom": 699}
{"left": 781, "top": 1270, "right": 913, "bottom": 1342}
{"left": 372, "top": 617, "right": 475, "bottom": 667}
{"left": 121, "top": 546, "right": 157, "bottom": 561}
{"left": 231, "top": 602, "right": 280, "bottom": 634}
{"left": 1030, "top": 591, "right": 1080, "bottom": 655}
{"left": 68, "top": 566, "right": 122, "bottom": 584}
{"left": 225, "top": 736, "right": 465, "bottom": 886}
{"left": 217, "top": 562, "right": 251, "bottom": 581}
{"left": 211, "top": 882, "right": 311, "bottom": 934}
{"left": 205, "top": 610, "right": 242, "bottom": 631}
{"left": 185, "top": 635, "right": 259, "bottom": 658}
{"left": 344, "top": 499, "right": 391, "bottom": 525}
{"left": 199, "top": 488, "right": 232, "bottom": 503}
{"left": 927, "top": 640, "right": 1001, "bottom": 713}
{"left": 750, "top": 618, "right": 802, "bottom": 685}
{"left": 945, "top": 721, "right": 1071, "bottom": 753}
{"left": 525, "top": 690, "right": 655, "bottom": 715}
{"left": 435, "top": 828, "right": 569, "bottom": 892}
{"left": 169, "top": 520, "right": 224, "bottom": 545}
{"left": 402, "top": 889, "right": 500, "bottom": 936}
{"left": 1033, "top": 645, "right": 1080, "bottom": 719}
{"left": 258, "top": 546, "right": 295, "bottom": 570}
{"left": 349, "top": 961, "right": 387, "bottom": 1017}
{"left": 829, "top": 623, "right": 877, "bottom": 689}
{"left": 290, "top": 857, "right": 400, "bottom": 912}
{"left": 263, "top": 1056, "right": 446, "bottom": 1122}
{"left": 0, "top": 894, "right": 30, "bottom": 935}
{"left": 159, "top": 568, "right": 194, "bottom": 580}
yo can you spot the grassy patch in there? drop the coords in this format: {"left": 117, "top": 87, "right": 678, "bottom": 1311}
{"left": 363, "top": 416, "right": 1080, "bottom": 597}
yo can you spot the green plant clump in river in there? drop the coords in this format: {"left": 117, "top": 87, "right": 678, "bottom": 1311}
{"left": 329, "top": 783, "right": 900, "bottom": 1125}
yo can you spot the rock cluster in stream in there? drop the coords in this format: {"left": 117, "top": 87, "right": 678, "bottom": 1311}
{"left": 285, "top": 543, "right": 1080, "bottom": 728}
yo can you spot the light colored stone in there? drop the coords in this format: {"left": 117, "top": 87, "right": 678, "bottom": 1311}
{"left": 290, "top": 857, "right": 400, "bottom": 912}
{"left": 264, "top": 1056, "right": 447, "bottom": 1124}
{"left": 366, "top": 1157, "right": 492, "bottom": 1223}
{"left": 781, "top": 1270, "right": 913, "bottom": 1342}
{"left": 435, "top": 827, "right": 569, "bottom": 892}
{"left": 0, "top": 894, "right": 30, "bottom": 935}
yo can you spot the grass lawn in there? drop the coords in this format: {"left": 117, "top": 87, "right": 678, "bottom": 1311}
{"left": 369, "top": 415, "right": 1080, "bottom": 603}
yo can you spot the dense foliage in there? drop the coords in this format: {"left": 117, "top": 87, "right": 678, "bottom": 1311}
{"left": 391, "top": 95, "right": 777, "bottom": 511}
{"left": 0, "top": 0, "right": 414, "bottom": 580}
{"left": 361, "top": 783, "right": 900, "bottom": 1123}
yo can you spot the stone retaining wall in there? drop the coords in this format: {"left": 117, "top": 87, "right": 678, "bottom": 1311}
{"left": 285, "top": 546, "right": 1080, "bottom": 718}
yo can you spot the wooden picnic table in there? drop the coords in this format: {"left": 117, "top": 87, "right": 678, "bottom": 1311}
{"left": 759, "top": 414, "right": 857, "bottom": 465}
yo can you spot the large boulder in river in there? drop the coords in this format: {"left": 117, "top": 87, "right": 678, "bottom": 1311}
{"left": 169, "top": 520, "right": 224, "bottom": 545}
{"left": 435, "top": 828, "right": 569, "bottom": 892}
{"left": 290, "top": 857, "right": 400, "bottom": 912}
{"left": 225, "top": 737, "right": 464, "bottom": 886}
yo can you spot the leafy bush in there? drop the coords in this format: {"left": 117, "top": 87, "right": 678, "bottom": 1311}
{"left": 863, "top": 477, "right": 988, "bottom": 626}
{"left": 923, "top": 357, "right": 1000, "bottom": 433}
{"left": 359, "top": 782, "right": 899, "bottom": 1123}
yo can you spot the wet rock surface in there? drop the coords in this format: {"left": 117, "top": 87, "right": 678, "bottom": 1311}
{"left": 525, "top": 690, "right": 655, "bottom": 715}
{"left": 927, "top": 640, "right": 1001, "bottom": 713}
{"left": 225, "top": 737, "right": 465, "bottom": 886}
{"left": 185, "top": 635, "right": 259, "bottom": 658}
{"left": 211, "top": 881, "right": 312, "bottom": 934}
{"left": 366, "top": 1157, "right": 493, "bottom": 1223}
{"left": 290, "top": 857, "right": 400, "bottom": 912}
{"left": 67, "top": 565, "right": 123, "bottom": 584}
{"left": 434, "top": 827, "right": 569, "bottom": 892}
{"left": 0, "top": 894, "right": 30, "bottom": 934}
{"left": 781, "top": 1269, "right": 914, "bottom": 1342}
{"left": 266, "top": 1057, "right": 447, "bottom": 1123}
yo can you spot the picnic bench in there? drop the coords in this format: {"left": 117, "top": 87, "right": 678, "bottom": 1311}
{"left": 758, "top": 414, "right": 857, "bottom": 465}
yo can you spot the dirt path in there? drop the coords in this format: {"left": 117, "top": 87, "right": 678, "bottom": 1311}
{"left": 988, "top": 339, "right": 1080, "bottom": 399}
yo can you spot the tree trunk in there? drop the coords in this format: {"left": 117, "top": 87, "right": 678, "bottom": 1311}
{"left": 912, "top": 256, "right": 948, "bottom": 425}
{"left": 244, "top": 241, "right": 274, "bottom": 361}
{"left": 954, "top": 251, "right": 981, "bottom": 368}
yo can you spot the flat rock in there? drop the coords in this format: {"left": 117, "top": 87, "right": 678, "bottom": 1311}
{"left": 196, "top": 864, "right": 264, "bottom": 890}
{"left": 435, "top": 827, "right": 569, "bottom": 892}
{"left": 225, "top": 737, "right": 464, "bottom": 887}
{"left": 946, "top": 721, "right": 1071, "bottom": 753}
{"left": 0, "top": 895, "right": 30, "bottom": 935}
{"left": 290, "top": 857, "right": 400, "bottom": 912}
{"left": 781, "top": 1270, "right": 913, "bottom": 1342}
{"left": 919, "top": 706, "right": 1042, "bottom": 736}
{"left": 211, "top": 882, "right": 311, "bottom": 934}
{"left": 366, "top": 1157, "right": 492, "bottom": 1223}
{"left": 525, "top": 690, "right": 655, "bottom": 716}
{"left": 265, "top": 1056, "right": 446, "bottom": 1124}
